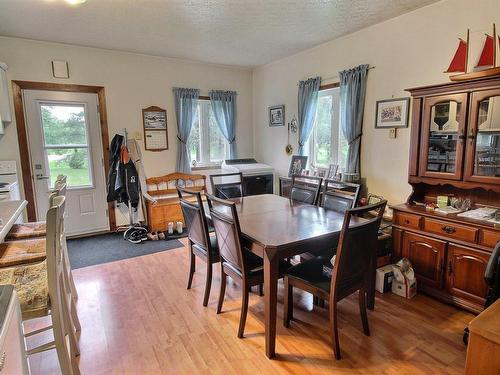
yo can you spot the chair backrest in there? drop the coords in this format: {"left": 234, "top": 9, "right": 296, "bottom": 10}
{"left": 209, "top": 172, "right": 244, "bottom": 199}
{"left": 49, "top": 182, "right": 67, "bottom": 207}
{"left": 46, "top": 196, "right": 66, "bottom": 287}
{"left": 45, "top": 195, "right": 79, "bottom": 375}
{"left": 290, "top": 175, "right": 323, "bottom": 205}
{"left": 330, "top": 200, "right": 387, "bottom": 302}
{"left": 321, "top": 179, "right": 361, "bottom": 213}
{"left": 327, "top": 164, "right": 339, "bottom": 179}
{"left": 177, "top": 187, "right": 211, "bottom": 252}
{"left": 207, "top": 194, "right": 247, "bottom": 275}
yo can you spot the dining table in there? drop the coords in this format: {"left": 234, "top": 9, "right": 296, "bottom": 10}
{"left": 0, "top": 200, "right": 27, "bottom": 244}
{"left": 205, "top": 193, "right": 369, "bottom": 358}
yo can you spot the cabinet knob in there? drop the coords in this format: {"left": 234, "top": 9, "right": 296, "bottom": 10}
{"left": 441, "top": 226, "right": 456, "bottom": 234}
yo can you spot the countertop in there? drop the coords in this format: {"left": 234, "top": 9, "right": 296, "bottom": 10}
{"left": 0, "top": 200, "right": 27, "bottom": 243}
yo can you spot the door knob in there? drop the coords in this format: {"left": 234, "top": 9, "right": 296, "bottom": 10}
{"left": 36, "top": 174, "right": 50, "bottom": 180}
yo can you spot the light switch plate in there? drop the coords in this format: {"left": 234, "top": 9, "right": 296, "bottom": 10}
{"left": 134, "top": 131, "right": 143, "bottom": 141}
{"left": 389, "top": 128, "right": 397, "bottom": 139}
{"left": 52, "top": 60, "right": 69, "bottom": 79}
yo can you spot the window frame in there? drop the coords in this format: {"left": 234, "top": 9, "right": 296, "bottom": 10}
{"left": 189, "top": 98, "right": 229, "bottom": 168}
{"left": 308, "top": 85, "right": 344, "bottom": 170}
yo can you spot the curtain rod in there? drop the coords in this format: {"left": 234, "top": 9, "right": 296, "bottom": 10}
{"left": 297, "top": 65, "right": 375, "bottom": 85}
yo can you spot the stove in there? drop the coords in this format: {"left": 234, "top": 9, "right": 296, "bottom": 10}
{"left": 221, "top": 158, "right": 274, "bottom": 196}
{"left": 0, "top": 161, "right": 21, "bottom": 201}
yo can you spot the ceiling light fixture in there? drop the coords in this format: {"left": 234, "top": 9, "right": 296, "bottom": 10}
{"left": 64, "top": 0, "right": 87, "bottom": 5}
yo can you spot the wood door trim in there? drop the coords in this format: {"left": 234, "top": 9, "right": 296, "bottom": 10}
{"left": 11, "top": 80, "right": 116, "bottom": 231}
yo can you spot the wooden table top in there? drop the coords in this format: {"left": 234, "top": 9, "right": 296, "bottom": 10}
{"left": 469, "top": 299, "right": 500, "bottom": 345}
{"left": 0, "top": 200, "right": 27, "bottom": 243}
{"left": 207, "top": 194, "right": 362, "bottom": 249}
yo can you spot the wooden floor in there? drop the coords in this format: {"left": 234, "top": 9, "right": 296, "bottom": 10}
{"left": 26, "top": 238, "right": 473, "bottom": 374}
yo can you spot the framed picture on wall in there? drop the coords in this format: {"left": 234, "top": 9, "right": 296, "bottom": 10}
{"left": 142, "top": 106, "right": 168, "bottom": 151}
{"left": 375, "top": 98, "right": 410, "bottom": 128}
{"left": 269, "top": 105, "right": 285, "bottom": 127}
{"left": 288, "top": 155, "right": 308, "bottom": 177}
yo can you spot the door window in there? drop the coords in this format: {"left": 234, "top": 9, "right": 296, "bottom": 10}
{"left": 39, "top": 103, "right": 93, "bottom": 188}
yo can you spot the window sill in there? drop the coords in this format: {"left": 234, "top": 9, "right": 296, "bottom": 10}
{"left": 192, "top": 163, "right": 222, "bottom": 171}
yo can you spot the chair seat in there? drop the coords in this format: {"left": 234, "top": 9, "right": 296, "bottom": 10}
{"left": 192, "top": 235, "right": 220, "bottom": 262}
{"left": 0, "top": 238, "right": 47, "bottom": 268}
{"left": 286, "top": 257, "right": 332, "bottom": 293}
{"left": 6, "top": 221, "right": 47, "bottom": 240}
{"left": 224, "top": 250, "right": 290, "bottom": 278}
{"left": 0, "top": 261, "right": 49, "bottom": 319}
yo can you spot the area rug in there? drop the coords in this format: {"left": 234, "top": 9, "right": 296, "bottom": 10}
{"left": 67, "top": 232, "right": 183, "bottom": 269}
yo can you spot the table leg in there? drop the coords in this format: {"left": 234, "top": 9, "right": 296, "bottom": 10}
{"left": 264, "top": 248, "right": 279, "bottom": 358}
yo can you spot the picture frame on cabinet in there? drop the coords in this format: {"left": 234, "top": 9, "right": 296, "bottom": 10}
{"left": 288, "top": 155, "right": 308, "bottom": 177}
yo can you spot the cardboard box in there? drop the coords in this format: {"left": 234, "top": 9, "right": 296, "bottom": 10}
{"left": 375, "top": 265, "right": 394, "bottom": 293}
{"left": 391, "top": 278, "right": 417, "bottom": 299}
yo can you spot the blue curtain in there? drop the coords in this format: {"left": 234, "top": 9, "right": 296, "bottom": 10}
{"left": 297, "top": 77, "right": 321, "bottom": 155}
{"left": 173, "top": 87, "right": 200, "bottom": 173}
{"left": 339, "top": 64, "right": 369, "bottom": 174}
{"left": 209, "top": 90, "right": 237, "bottom": 159}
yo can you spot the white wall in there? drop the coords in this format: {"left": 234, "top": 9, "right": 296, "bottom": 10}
{"left": 252, "top": 0, "right": 499, "bottom": 204}
{"left": 0, "top": 36, "right": 253, "bottom": 192}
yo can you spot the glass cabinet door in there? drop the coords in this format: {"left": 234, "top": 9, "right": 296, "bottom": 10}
{"left": 419, "top": 93, "right": 468, "bottom": 180}
{"left": 465, "top": 89, "right": 500, "bottom": 183}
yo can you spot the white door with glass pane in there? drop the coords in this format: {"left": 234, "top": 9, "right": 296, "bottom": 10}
{"left": 23, "top": 90, "right": 109, "bottom": 236}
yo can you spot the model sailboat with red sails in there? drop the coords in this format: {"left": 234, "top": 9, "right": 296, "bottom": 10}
{"left": 445, "top": 24, "right": 500, "bottom": 81}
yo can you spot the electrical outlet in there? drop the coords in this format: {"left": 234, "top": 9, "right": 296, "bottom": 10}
{"left": 389, "top": 128, "right": 397, "bottom": 139}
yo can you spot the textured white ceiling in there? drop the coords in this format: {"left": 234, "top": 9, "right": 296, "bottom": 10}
{"left": 0, "top": 0, "right": 439, "bottom": 67}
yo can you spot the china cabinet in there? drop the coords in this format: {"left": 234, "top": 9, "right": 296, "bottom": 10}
{"left": 392, "top": 76, "right": 500, "bottom": 313}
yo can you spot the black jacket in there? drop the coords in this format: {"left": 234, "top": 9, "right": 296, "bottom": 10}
{"left": 107, "top": 134, "right": 140, "bottom": 208}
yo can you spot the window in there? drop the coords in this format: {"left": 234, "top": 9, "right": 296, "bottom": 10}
{"left": 308, "top": 87, "right": 347, "bottom": 171}
{"left": 188, "top": 99, "right": 228, "bottom": 166}
{"left": 40, "top": 103, "right": 93, "bottom": 188}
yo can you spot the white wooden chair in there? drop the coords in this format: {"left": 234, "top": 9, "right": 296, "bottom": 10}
{"left": 0, "top": 196, "right": 80, "bottom": 374}
{"left": 6, "top": 175, "right": 68, "bottom": 240}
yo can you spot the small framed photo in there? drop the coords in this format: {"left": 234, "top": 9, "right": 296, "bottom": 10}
{"left": 288, "top": 155, "right": 308, "bottom": 177}
{"left": 269, "top": 105, "right": 285, "bottom": 127}
{"left": 375, "top": 98, "right": 410, "bottom": 128}
{"left": 143, "top": 107, "right": 167, "bottom": 130}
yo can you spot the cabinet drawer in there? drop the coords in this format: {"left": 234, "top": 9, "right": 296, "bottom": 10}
{"left": 394, "top": 212, "right": 422, "bottom": 229}
{"left": 424, "top": 218, "right": 478, "bottom": 243}
{"left": 479, "top": 230, "right": 500, "bottom": 248}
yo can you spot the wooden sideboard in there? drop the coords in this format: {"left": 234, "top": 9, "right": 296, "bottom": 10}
{"left": 393, "top": 76, "right": 500, "bottom": 313}
{"left": 392, "top": 204, "right": 499, "bottom": 313}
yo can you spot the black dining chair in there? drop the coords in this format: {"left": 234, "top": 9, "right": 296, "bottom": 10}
{"left": 177, "top": 187, "right": 220, "bottom": 307}
{"left": 207, "top": 194, "right": 288, "bottom": 338}
{"left": 283, "top": 200, "right": 387, "bottom": 359}
{"left": 320, "top": 179, "right": 361, "bottom": 214}
{"left": 209, "top": 172, "right": 244, "bottom": 199}
{"left": 290, "top": 175, "right": 323, "bottom": 205}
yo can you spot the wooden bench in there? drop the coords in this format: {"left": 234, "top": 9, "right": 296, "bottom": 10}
{"left": 146, "top": 172, "right": 207, "bottom": 232}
